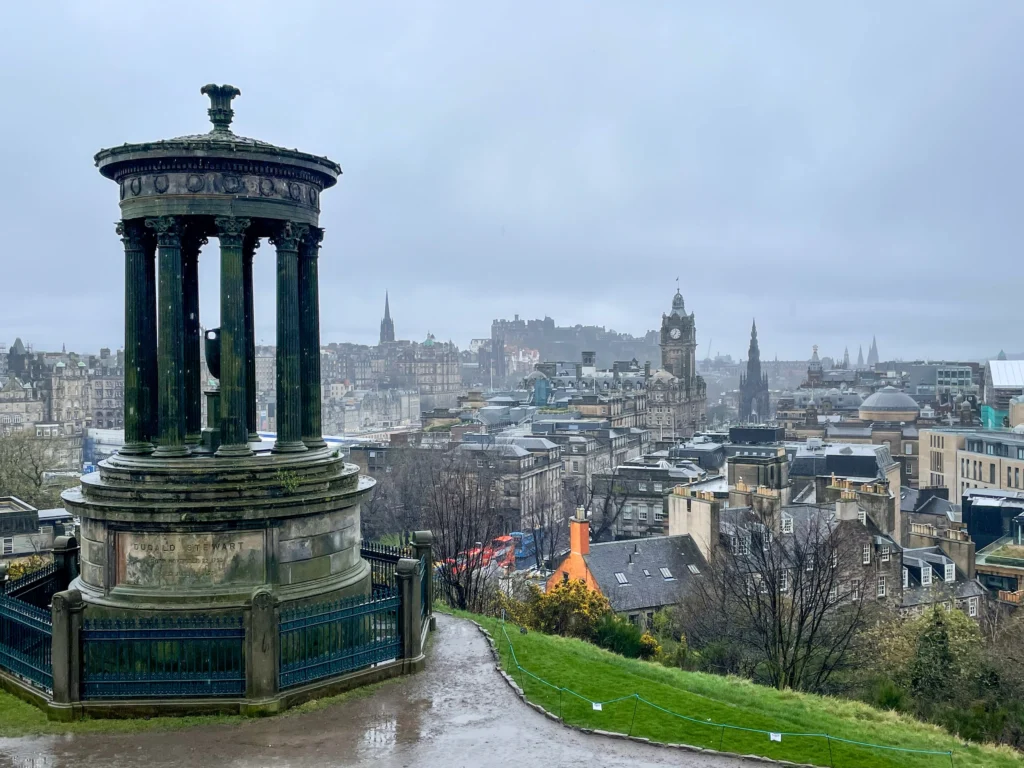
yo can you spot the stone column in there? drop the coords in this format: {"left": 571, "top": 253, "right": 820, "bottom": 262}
{"left": 298, "top": 227, "right": 326, "bottom": 449}
{"left": 182, "top": 226, "right": 207, "bottom": 447}
{"left": 397, "top": 557, "right": 423, "bottom": 670}
{"left": 269, "top": 222, "right": 308, "bottom": 453}
{"left": 215, "top": 216, "right": 253, "bottom": 456}
{"left": 50, "top": 589, "right": 83, "bottom": 714}
{"left": 146, "top": 215, "right": 190, "bottom": 457}
{"left": 143, "top": 237, "right": 158, "bottom": 442}
{"left": 243, "top": 234, "right": 260, "bottom": 442}
{"left": 117, "top": 220, "right": 155, "bottom": 455}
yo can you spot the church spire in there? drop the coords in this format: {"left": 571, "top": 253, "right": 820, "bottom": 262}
{"left": 379, "top": 291, "right": 395, "bottom": 344}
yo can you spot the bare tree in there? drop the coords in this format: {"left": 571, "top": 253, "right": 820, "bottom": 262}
{"left": 682, "top": 505, "right": 875, "bottom": 692}
{"left": 0, "top": 431, "right": 74, "bottom": 508}
{"left": 529, "top": 479, "right": 569, "bottom": 571}
{"left": 583, "top": 473, "right": 631, "bottom": 541}
{"left": 421, "top": 447, "right": 503, "bottom": 612}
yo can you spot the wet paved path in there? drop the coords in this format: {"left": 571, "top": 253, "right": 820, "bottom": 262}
{"left": 0, "top": 615, "right": 755, "bottom": 768}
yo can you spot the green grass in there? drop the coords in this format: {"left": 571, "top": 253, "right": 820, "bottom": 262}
{"left": 0, "top": 677, "right": 399, "bottom": 738}
{"left": 466, "top": 612, "right": 1022, "bottom": 768}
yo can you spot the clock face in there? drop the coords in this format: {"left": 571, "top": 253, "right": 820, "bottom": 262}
{"left": 669, "top": 327, "right": 682, "bottom": 340}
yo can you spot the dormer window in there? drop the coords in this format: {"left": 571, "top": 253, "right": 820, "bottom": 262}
{"left": 903, "top": 567, "right": 909, "bottom": 589}
{"left": 638, "top": 482, "right": 648, "bottom": 492}
{"left": 944, "top": 563, "right": 955, "bottom": 583}
{"left": 881, "top": 546, "right": 890, "bottom": 563}
{"left": 781, "top": 515, "right": 793, "bottom": 534}
{"left": 922, "top": 566, "right": 932, "bottom": 586}
{"left": 857, "top": 509, "right": 866, "bottom": 525}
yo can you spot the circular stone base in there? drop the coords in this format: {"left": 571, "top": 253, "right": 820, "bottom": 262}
{"left": 62, "top": 448, "right": 375, "bottom": 612}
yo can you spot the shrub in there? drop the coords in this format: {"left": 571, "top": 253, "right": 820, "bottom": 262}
{"left": 593, "top": 614, "right": 643, "bottom": 657}
{"left": 638, "top": 632, "right": 661, "bottom": 660}
{"left": 532, "top": 579, "right": 611, "bottom": 639}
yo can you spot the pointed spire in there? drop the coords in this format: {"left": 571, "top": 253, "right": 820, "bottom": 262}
{"left": 379, "top": 291, "right": 395, "bottom": 344}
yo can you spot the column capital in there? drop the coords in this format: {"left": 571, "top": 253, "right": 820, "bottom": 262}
{"left": 300, "top": 226, "right": 324, "bottom": 258}
{"left": 269, "top": 221, "right": 309, "bottom": 252}
{"left": 181, "top": 221, "right": 209, "bottom": 256}
{"left": 145, "top": 215, "right": 182, "bottom": 247}
{"left": 215, "top": 216, "right": 252, "bottom": 248}
{"left": 115, "top": 219, "right": 147, "bottom": 250}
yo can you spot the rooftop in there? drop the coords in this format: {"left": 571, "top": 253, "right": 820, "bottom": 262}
{"left": 988, "top": 360, "right": 1024, "bottom": 389}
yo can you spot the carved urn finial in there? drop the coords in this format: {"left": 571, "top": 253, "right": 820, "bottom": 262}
{"left": 200, "top": 84, "right": 241, "bottom": 133}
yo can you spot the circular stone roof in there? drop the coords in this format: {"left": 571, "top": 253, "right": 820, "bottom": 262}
{"left": 94, "top": 84, "right": 340, "bottom": 189}
{"left": 859, "top": 386, "right": 920, "bottom": 414}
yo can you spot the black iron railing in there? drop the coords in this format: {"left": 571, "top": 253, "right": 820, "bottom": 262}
{"left": 82, "top": 615, "right": 245, "bottom": 699}
{"left": 0, "top": 592, "right": 53, "bottom": 693}
{"left": 361, "top": 540, "right": 411, "bottom": 590}
{"left": 278, "top": 588, "right": 401, "bottom": 690}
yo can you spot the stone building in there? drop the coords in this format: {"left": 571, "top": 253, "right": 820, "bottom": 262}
{"left": 920, "top": 426, "right": 1024, "bottom": 498}
{"left": 647, "top": 289, "right": 707, "bottom": 437}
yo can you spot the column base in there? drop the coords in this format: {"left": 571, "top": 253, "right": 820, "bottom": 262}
{"left": 272, "top": 440, "right": 308, "bottom": 454}
{"left": 119, "top": 442, "right": 156, "bottom": 456}
{"left": 248, "top": 432, "right": 262, "bottom": 443}
{"left": 216, "top": 443, "right": 254, "bottom": 458}
{"left": 302, "top": 438, "right": 328, "bottom": 450}
{"left": 152, "top": 444, "right": 191, "bottom": 458}
{"left": 185, "top": 433, "right": 202, "bottom": 447}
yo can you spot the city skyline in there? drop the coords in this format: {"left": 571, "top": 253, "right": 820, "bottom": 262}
{"left": 3, "top": 3, "right": 1023, "bottom": 360}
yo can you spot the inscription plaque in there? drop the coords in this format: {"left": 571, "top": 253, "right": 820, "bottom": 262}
{"left": 116, "top": 531, "right": 265, "bottom": 588}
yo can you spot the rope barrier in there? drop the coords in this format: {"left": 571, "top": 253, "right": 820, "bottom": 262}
{"left": 498, "top": 618, "right": 955, "bottom": 766}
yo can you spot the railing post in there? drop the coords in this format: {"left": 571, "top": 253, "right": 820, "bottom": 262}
{"left": 245, "top": 587, "right": 280, "bottom": 714}
{"left": 49, "top": 589, "right": 83, "bottom": 719}
{"left": 397, "top": 558, "right": 422, "bottom": 671}
{"left": 412, "top": 530, "right": 434, "bottom": 630}
{"left": 52, "top": 535, "right": 80, "bottom": 591}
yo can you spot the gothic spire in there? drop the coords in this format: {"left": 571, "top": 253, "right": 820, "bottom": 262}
{"left": 379, "top": 291, "right": 395, "bottom": 344}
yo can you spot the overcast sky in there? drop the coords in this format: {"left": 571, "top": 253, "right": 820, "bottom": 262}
{"left": 1, "top": 2, "right": 1021, "bottom": 363}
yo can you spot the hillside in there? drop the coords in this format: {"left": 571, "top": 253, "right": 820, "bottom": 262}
{"left": 469, "top": 613, "right": 1021, "bottom": 768}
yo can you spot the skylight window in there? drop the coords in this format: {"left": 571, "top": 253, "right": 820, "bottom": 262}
{"left": 687, "top": 564, "right": 700, "bottom": 575}
{"left": 614, "top": 572, "right": 628, "bottom": 585}
{"left": 642, "top": 569, "right": 651, "bottom": 577}
{"left": 660, "top": 567, "right": 674, "bottom": 579}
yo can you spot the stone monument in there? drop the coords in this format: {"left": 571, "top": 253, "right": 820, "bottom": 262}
{"left": 64, "top": 85, "right": 374, "bottom": 613}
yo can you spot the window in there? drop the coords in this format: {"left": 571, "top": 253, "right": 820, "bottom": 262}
{"left": 922, "top": 566, "right": 932, "bottom": 586}
{"left": 944, "top": 563, "right": 955, "bottom": 582}
{"left": 687, "top": 564, "right": 700, "bottom": 575}
{"left": 654, "top": 507, "right": 665, "bottom": 522}
{"left": 653, "top": 482, "right": 663, "bottom": 492}
{"left": 572, "top": 461, "right": 580, "bottom": 473}
{"left": 877, "top": 575, "right": 886, "bottom": 598}
{"left": 780, "top": 570, "right": 789, "bottom": 592}
{"left": 990, "top": 465, "right": 995, "bottom": 484}
{"left": 851, "top": 580, "right": 860, "bottom": 601}
{"left": 857, "top": 509, "right": 866, "bottom": 525}
{"left": 642, "top": 569, "right": 651, "bottom": 578}
{"left": 638, "top": 482, "right": 648, "bottom": 491}
{"left": 881, "top": 546, "right": 890, "bottom": 563}
{"left": 737, "top": 535, "right": 750, "bottom": 556}
{"left": 828, "top": 586, "right": 838, "bottom": 604}
{"left": 806, "top": 556, "right": 814, "bottom": 572}
{"left": 2, "top": 538, "right": 12, "bottom": 555}
{"left": 614, "top": 572, "right": 628, "bottom": 585}
{"left": 903, "top": 567, "right": 909, "bottom": 589}
{"left": 862, "top": 545, "right": 871, "bottom": 565}
{"left": 660, "top": 567, "right": 674, "bottom": 580}
{"left": 968, "top": 596, "right": 978, "bottom": 617}
{"left": 831, "top": 549, "right": 838, "bottom": 568}
{"left": 781, "top": 515, "right": 793, "bottom": 534}
{"left": 623, "top": 505, "right": 633, "bottom": 520}
{"left": 638, "top": 505, "right": 648, "bottom": 521}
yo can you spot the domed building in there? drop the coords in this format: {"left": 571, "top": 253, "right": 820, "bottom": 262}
{"left": 859, "top": 386, "right": 921, "bottom": 422}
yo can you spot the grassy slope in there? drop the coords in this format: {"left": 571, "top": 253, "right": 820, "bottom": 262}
{"left": 468, "top": 613, "right": 1022, "bottom": 768}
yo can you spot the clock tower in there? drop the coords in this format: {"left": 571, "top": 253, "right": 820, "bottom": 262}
{"left": 660, "top": 288, "right": 696, "bottom": 380}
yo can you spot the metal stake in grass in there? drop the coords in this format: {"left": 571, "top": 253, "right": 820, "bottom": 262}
{"left": 628, "top": 694, "right": 639, "bottom": 737}
{"left": 826, "top": 735, "right": 834, "bottom": 767}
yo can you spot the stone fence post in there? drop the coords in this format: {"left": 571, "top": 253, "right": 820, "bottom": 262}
{"left": 50, "top": 589, "right": 83, "bottom": 718}
{"left": 245, "top": 587, "right": 280, "bottom": 714}
{"left": 396, "top": 557, "right": 422, "bottom": 671}
{"left": 52, "top": 536, "right": 80, "bottom": 591}
{"left": 411, "top": 530, "right": 434, "bottom": 629}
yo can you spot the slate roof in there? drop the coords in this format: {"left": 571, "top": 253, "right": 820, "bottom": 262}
{"left": 901, "top": 546, "right": 986, "bottom": 607}
{"left": 584, "top": 535, "right": 706, "bottom": 613}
